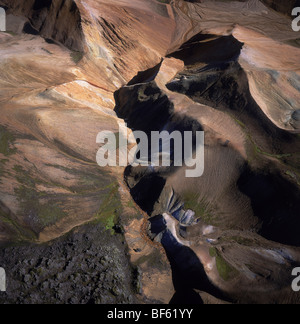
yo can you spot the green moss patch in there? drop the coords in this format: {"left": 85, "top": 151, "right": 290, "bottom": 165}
{"left": 209, "top": 248, "right": 238, "bottom": 281}
{"left": 0, "top": 126, "right": 17, "bottom": 156}
{"left": 70, "top": 51, "right": 84, "bottom": 64}
{"left": 181, "top": 191, "right": 216, "bottom": 224}
{"left": 0, "top": 159, "right": 9, "bottom": 182}
{"left": 126, "top": 199, "right": 137, "bottom": 210}
{"left": 94, "top": 182, "right": 122, "bottom": 234}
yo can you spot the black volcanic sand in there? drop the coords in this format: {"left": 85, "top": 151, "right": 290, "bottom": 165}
{"left": 0, "top": 224, "right": 138, "bottom": 304}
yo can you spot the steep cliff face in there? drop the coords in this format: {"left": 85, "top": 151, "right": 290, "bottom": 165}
{"left": 0, "top": 0, "right": 83, "bottom": 51}
{"left": 0, "top": 0, "right": 300, "bottom": 304}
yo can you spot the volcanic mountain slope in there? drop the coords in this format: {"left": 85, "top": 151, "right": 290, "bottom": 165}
{"left": 0, "top": 0, "right": 299, "bottom": 304}
{"left": 0, "top": 0, "right": 177, "bottom": 304}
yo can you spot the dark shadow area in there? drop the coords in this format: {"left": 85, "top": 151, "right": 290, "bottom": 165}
{"left": 170, "top": 289, "right": 204, "bottom": 305}
{"left": 149, "top": 215, "right": 167, "bottom": 237}
{"left": 45, "top": 38, "right": 56, "bottom": 44}
{"left": 33, "top": 0, "right": 52, "bottom": 11}
{"left": 238, "top": 166, "right": 300, "bottom": 247}
{"left": 125, "top": 167, "right": 166, "bottom": 215}
{"left": 23, "top": 22, "right": 39, "bottom": 35}
{"left": 128, "top": 61, "right": 163, "bottom": 86}
{"left": 167, "top": 34, "right": 243, "bottom": 66}
{"left": 158, "top": 228, "right": 231, "bottom": 303}
{"left": 115, "top": 82, "right": 174, "bottom": 134}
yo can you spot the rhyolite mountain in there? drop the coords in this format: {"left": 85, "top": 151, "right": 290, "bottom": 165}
{"left": 0, "top": 0, "right": 300, "bottom": 304}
